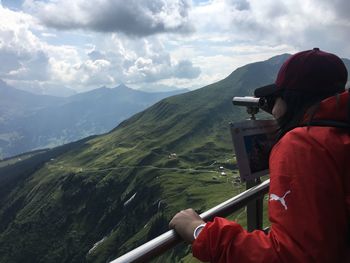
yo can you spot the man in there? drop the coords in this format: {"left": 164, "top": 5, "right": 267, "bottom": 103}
{"left": 169, "top": 48, "right": 350, "bottom": 262}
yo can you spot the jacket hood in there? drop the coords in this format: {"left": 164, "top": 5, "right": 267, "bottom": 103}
{"left": 303, "top": 90, "right": 350, "bottom": 124}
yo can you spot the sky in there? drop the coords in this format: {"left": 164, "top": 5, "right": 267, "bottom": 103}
{"left": 1, "top": 0, "right": 350, "bottom": 95}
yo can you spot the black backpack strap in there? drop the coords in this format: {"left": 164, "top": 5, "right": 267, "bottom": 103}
{"left": 297, "top": 91, "right": 350, "bottom": 131}
{"left": 300, "top": 119, "right": 350, "bottom": 130}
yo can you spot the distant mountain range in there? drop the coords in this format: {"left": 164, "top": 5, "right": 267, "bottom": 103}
{"left": 0, "top": 82, "right": 187, "bottom": 158}
{"left": 0, "top": 54, "right": 349, "bottom": 263}
{"left": 10, "top": 83, "right": 78, "bottom": 97}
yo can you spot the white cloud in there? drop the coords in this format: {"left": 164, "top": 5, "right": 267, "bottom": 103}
{"left": 0, "top": 5, "right": 85, "bottom": 91}
{"left": 23, "top": 0, "right": 194, "bottom": 36}
{"left": 174, "top": 60, "right": 201, "bottom": 79}
{"left": 0, "top": 4, "right": 201, "bottom": 93}
{"left": 1, "top": 0, "right": 350, "bottom": 95}
{"left": 190, "top": 0, "right": 350, "bottom": 49}
{"left": 84, "top": 35, "right": 201, "bottom": 86}
{"left": 0, "top": 6, "right": 48, "bottom": 79}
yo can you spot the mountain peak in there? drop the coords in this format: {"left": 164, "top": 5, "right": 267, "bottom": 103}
{"left": 116, "top": 83, "right": 131, "bottom": 90}
{"left": 266, "top": 53, "right": 291, "bottom": 65}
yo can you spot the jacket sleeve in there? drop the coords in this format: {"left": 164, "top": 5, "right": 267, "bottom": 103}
{"left": 192, "top": 128, "right": 348, "bottom": 263}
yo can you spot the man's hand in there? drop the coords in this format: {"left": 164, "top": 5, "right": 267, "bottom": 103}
{"left": 169, "top": 208, "right": 205, "bottom": 243}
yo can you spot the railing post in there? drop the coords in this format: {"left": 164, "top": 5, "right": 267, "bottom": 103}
{"left": 246, "top": 178, "right": 264, "bottom": 231}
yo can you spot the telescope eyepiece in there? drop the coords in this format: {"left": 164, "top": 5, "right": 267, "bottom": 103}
{"left": 232, "top": 96, "right": 265, "bottom": 107}
{"left": 232, "top": 96, "right": 273, "bottom": 114}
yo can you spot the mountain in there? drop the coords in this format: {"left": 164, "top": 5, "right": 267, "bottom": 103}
{"left": 0, "top": 54, "right": 348, "bottom": 263}
{"left": 0, "top": 83, "right": 186, "bottom": 158}
{"left": 13, "top": 84, "right": 77, "bottom": 97}
{"left": 0, "top": 79, "right": 63, "bottom": 120}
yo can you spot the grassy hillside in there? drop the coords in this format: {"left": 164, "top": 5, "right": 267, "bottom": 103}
{"left": 0, "top": 54, "right": 291, "bottom": 263}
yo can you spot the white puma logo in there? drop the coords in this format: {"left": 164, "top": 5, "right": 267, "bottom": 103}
{"left": 269, "top": 190, "right": 291, "bottom": 210}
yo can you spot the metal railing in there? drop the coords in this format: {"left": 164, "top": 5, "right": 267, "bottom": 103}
{"left": 110, "top": 179, "right": 270, "bottom": 263}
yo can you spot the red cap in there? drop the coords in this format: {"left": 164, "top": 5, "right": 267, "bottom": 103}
{"left": 255, "top": 48, "right": 348, "bottom": 97}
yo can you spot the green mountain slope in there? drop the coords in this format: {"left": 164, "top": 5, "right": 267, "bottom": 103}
{"left": 0, "top": 54, "right": 326, "bottom": 263}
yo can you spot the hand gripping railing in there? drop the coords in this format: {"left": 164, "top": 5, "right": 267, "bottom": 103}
{"left": 110, "top": 179, "right": 270, "bottom": 263}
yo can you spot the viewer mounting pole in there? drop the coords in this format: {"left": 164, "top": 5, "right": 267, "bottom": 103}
{"left": 232, "top": 96, "right": 264, "bottom": 231}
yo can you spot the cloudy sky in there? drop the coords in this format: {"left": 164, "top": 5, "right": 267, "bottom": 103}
{"left": 1, "top": 0, "right": 350, "bottom": 95}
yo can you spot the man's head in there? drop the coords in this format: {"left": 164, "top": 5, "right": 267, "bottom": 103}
{"left": 255, "top": 48, "right": 348, "bottom": 113}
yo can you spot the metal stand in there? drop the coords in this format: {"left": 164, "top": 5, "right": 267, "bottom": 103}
{"left": 246, "top": 106, "right": 259, "bottom": 121}
{"left": 246, "top": 178, "right": 264, "bottom": 231}
{"left": 246, "top": 105, "right": 263, "bottom": 231}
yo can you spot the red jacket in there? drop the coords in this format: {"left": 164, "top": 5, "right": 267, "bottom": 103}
{"left": 192, "top": 91, "right": 350, "bottom": 262}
